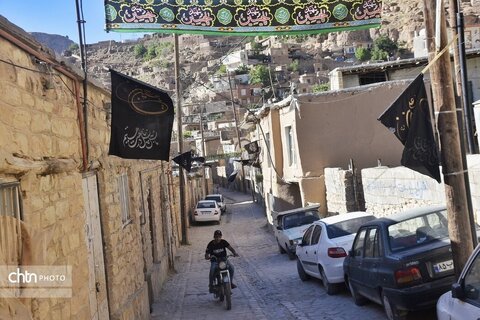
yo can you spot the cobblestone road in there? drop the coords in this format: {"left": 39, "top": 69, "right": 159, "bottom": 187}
{"left": 151, "top": 188, "right": 436, "bottom": 320}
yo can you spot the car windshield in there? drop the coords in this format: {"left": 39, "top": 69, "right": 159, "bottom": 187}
{"left": 326, "top": 216, "right": 376, "bottom": 239}
{"left": 197, "top": 202, "right": 216, "bottom": 209}
{"left": 388, "top": 209, "right": 449, "bottom": 252}
{"left": 205, "top": 196, "right": 221, "bottom": 202}
{"left": 282, "top": 210, "right": 320, "bottom": 229}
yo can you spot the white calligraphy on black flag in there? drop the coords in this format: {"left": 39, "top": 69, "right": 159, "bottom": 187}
{"left": 108, "top": 70, "right": 174, "bottom": 160}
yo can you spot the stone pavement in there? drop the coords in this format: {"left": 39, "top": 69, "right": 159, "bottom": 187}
{"left": 150, "top": 188, "right": 435, "bottom": 320}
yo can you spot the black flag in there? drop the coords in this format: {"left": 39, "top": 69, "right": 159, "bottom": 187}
{"left": 244, "top": 141, "right": 260, "bottom": 154}
{"left": 378, "top": 74, "right": 441, "bottom": 183}
{"left": 192, "top": 156, "right": 205, "bottom": 164}
{"left": 227, "top": 171, "right": 238, "bottom": 183}
{"left": 173, "top": 151, "right": 193, "bottom": 172}
{"left": 108, "top": 70, "right": 174, "bottom": 160}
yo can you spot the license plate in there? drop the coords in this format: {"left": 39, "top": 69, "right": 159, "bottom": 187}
{"left": 202, "top": 211, "right": 211, "bottom": 215}
{"left": 433, "top": 259, "right": 454, "bottom": 274}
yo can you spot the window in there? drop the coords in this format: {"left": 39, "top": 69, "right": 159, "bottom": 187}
{"left": 310, "top": 225, "right": 322, "bottom": 245}
{"left": 265, "top": 133, "right": 271, "bottom": 167}
{"left": 364, "top": 228, "right": 382, "bottom": 258}
{"left": 302, "top": 225, "right": 314, "bottom": 246}
{"left": 285, "top": 126, "right": 296, "bottom": 166}
{"left": 353, "top": 228, "right": 367, "bottom": 257}
{"left": 241, "top": 89, "right": 247, "bottom": 96}
{"left": 118, "top": 174, "right": 132, "bottom": 227}
{"left": 0, "top": 183, "right": 22, "bottom": 219}
{"left": 464, "top": 251, "right": 480, "bottom": 302}
{"left": 0, "top": 182, "right": 24, "bottom": 265}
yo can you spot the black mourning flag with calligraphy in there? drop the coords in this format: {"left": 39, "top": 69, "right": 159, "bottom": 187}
{"left": 227, "top": 171, "right": 238, "bottom": 183}
{"left": 173, "top": 151, "right": 193, "bottom": 172}
{"left": 108, "top": 70, "right": 174, "bottom": 160}
{"left": 378, "top": 74, "right": 441, "bottom": 183}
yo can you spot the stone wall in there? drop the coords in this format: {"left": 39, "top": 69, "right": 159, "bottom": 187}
{"left": 324, "top": 167, "right": 365, "bottom": 214}
{"left": 325, "top": 155, "right": 480, "bottom": 221}
{"left": 0, "top": 19, "right": 181, "bottom": 319}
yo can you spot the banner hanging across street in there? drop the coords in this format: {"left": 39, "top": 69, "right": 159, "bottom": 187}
{"left": 104, "top": 0, "right": 382, "bottom": 36}
{"left": 108, "top": 69, "right": 174, "bottom": 160}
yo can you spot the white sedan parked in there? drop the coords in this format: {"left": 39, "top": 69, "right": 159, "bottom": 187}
{"left": 193, "top": 200, "right": 221, "bottom": 224}
{"left": 437, "top": 242, "right": 480, "bottom": 319}
{"left": 296, "top": 211, "right": 376, "bottom": 294}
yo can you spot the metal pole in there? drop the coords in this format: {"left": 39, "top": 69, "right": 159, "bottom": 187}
{"left": 175, "top": 34, "right": 188, "bottom": 245}
{"left": 75, "top": 0, "right": 89, "bottom": 170}
{"left": 457, "top": 9, "right": 476, "bottom": 154}
{"left": 200, "top": 103, "right": 207, "bottom": 196}
{"left": 448, "top": 0, "right": 477, "bottom": 246}
{"left": 227, "top": 72, "right": 246, "bottom": 193}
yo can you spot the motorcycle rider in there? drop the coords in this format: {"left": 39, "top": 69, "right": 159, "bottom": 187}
{"left": 205, "top": 230, "right": 239, "bottom": 293}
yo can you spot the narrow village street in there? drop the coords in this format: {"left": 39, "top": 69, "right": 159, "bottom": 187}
{"left": 151, "top": 188, "right": 437, "bottom": 320}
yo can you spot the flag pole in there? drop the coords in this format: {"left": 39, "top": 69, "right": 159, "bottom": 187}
{"left": 227, "top": 72, "right": 246, "bottom": 193}
{"left": 175, "top": 34, "right": 188, "bottom": 245}
{"left": 423, "top": 0, "right": 475, "bottom": 277}
{"left": 200, "top": 103, "right": 208, "bottom": 196}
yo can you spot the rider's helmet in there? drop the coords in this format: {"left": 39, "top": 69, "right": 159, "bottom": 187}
{"left": 214, "top": 230, "right": 222, "bottom": 237}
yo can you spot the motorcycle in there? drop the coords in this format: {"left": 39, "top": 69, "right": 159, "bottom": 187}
{"left": 209, "top": 255, "right": 234, "bottom": 310}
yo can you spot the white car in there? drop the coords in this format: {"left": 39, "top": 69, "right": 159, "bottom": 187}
{"left": 274, "top": 205, "right": 321, "bottom": 260}
{"left": 205, "top": 194, "right": 226, "bottom": 213}
{"left": 296, "top": 211, "right": 376, "bottom": 295}
{"left": 193, "top": 200, "right": 221, "bottom": 224}
{"left": 437, "top": 242, "right": 480, "bottom": 319}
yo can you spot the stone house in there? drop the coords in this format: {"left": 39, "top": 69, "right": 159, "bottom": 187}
{"left": 0, "top": 16, "right": 183, "bottom": 319}
{"left": 254, "top": 81, "right": 412, "bottom": 223}
{"left": 329, "top": 50, "right": 480, "bottom": 103}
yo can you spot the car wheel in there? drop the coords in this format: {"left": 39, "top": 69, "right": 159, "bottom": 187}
{"left": 277, "top": 241, "right": 286, "bottom": 254}
{"left": 347, "top": 277, "right": 367, "bottom": 306}
{"left": 382, "top": 291, "right": 407, "bottom": 320}
{"left": 320, "top": 268, "right": 337, "bottom": 295}
{"left": 297, "top": 259, "right": 310, "bottom": 281}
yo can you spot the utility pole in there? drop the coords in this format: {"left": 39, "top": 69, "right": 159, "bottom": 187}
{"left": 447, "top": 0, "right": 478, "bottom": 247}
{"left": 227, "top": 72, "right": 246, "bottom": 193}
{"left": 200, "top": 103, "right": 208, "bottom": 196}
{"left": 423, "top": 0, "right": 474, "bottom": 277}
{"left": 174, "top": 34, "right": 188, "bottom": 245}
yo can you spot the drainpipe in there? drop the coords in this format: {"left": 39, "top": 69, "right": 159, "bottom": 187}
{"left": 0, "top": 29, "right": 89, "bottom": 171}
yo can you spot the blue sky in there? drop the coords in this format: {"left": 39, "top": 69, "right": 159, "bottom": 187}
{"left": 0, "top": 2, "right": 147, "bottom": 44}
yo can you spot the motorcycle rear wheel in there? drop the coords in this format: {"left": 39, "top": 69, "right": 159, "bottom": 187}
{"left": 224, "top": 283, "right": 231, "bottom": 310}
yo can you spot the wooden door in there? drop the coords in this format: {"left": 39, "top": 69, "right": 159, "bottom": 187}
{"left": 82, "top": 174, "right": 109, "bottom": 320}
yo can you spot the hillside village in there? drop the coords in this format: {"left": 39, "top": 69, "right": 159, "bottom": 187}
{"left": 2, "top": 0, "right": 480, "bottom": 319}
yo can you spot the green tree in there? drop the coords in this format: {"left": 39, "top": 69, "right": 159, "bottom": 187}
{"left": 249, "top": 65, "right": 270, "bottom": 87}
{"left": 373, "top": 36, "right": 398, "bottom": 55}
{"left": 288, "top": 59, "right": 299, "bottom": 72}
{"left": 183, "top": 131, "right": 193, "bottom": 139}
{"left": 235, "top": 65, "right": 249, "bottom": 75}
{"left": 145, "top": 44, "right": 158, "bottom": 60}
{"left": 134, "top": 44, "right": 147, "bottom": 58}
{"left": 355, "top": 47, "right": 371, "bottom": 62}
{"left": 312, "top": 83, "right": 330, "bottom": 93}
{"left": 371, "top": 48, "right": 389, "bottom": 61}
{"left": 216, "top": 64, "right": 227, "bottom": 75}
{"left": 68, "top": 43, "right": 79, "bottom": 51}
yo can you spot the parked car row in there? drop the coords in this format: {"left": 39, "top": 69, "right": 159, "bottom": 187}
{"left": 275, "top": 205, "right": 480, "bottom": 320}
{"left": 192, "top": 194, "right": 226, "bottom": 224}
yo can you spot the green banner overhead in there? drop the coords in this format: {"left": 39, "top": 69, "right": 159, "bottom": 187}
{"left": 104, "top": 0, "right": 382, "bottom": 36}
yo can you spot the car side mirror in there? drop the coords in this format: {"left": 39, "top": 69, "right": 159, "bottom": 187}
{"left": 451, "top": 283, "right": 465, "bottom": 299}
{"left": 348, "top": 250, "right": 354, "bottom": 257}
